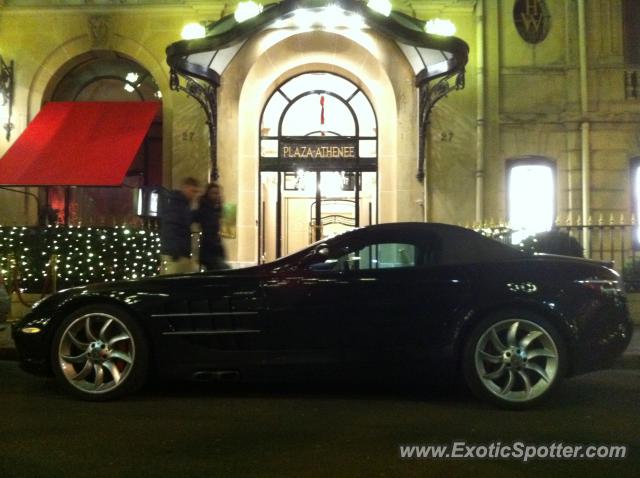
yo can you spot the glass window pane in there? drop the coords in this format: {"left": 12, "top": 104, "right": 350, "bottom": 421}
{"left": 349, "top": 243, "right": 417, "bottom": 270}
{"left": 75, "top": 79, "right": 138, "bottom": 101}
{"left": 314, "top": 243, "right": 418, "bottom": 271}
{"left": 508, "top": 163, "right": 555, "bottom": 244}
{"left": 281, "top": 94, "right": 355, "bottom": 136}
{"left": 261, "top": 91, "right": 288, "bottom": 136}
{"left": 280, "top": 73, "right": 358, "bottom": 101}
{"left": 359, "top": 140, "right": 377, "bottom": 158}
{"left": 349, "top": 91, "right": 376, "bottom": 137}
{"left": 260, "top": 139, "right": 278, "bottom": 158}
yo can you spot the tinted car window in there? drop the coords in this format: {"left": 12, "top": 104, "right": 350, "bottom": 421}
{"left": 333, "top": 242, "right": 418, "bottom": 271}
{"left": 307, "top": 235, "right": 440, "bottom": 272}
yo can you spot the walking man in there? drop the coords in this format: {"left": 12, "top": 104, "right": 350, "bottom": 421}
{"left": 159, "top": 177, "right": 201, "bottom": 275}
{"left": 195, "top": 183, "right": 229, "bottom": 271}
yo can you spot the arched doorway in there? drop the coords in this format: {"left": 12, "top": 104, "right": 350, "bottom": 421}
{"left": 43, "top": 51, "right": 163, "bottom": 226}
{"left": 258, "top": 71, "right": 378, "bottom": 261}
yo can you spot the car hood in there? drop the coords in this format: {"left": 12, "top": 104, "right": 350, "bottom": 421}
{"left": 30, "top": 264, "right": 274, "bottom": 315}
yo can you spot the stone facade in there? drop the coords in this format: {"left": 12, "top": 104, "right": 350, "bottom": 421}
{"left": 0, "top": 0, "right": 639, "bottom": 265}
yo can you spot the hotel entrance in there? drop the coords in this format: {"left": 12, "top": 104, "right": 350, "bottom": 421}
{"left": 258, "top": 72, "right": 378, "bottom": 262}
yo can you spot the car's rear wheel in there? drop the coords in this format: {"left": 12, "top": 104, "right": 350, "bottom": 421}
{"left": 51, "top": 304, "right": 149, "bottom": 401}
{"left": 462, "top": 310, "right": 566, "bottom": 409}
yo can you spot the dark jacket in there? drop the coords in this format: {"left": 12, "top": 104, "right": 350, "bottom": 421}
{"left": 194, "top": 198, "right": 225, "bottom": 267}
{"left": 159, "top": 190, "right": 193, "bottom": 258}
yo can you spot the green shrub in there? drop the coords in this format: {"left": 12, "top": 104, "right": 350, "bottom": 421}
{"left": 519, "top": 230, "right": 584, "bottom": 257}
{"left": 0, "top": 226, "right": 161, "bottom": 293}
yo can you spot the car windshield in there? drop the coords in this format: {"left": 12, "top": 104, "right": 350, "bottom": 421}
{"left": 265, "top": 229, "right": 355, "bottom": 269}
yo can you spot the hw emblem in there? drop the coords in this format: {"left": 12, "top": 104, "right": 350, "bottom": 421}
{"left": 513, "top": 0, "right": 551, "bottom": 44}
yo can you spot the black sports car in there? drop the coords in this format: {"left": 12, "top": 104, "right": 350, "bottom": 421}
{"left": 12, "top": 223, "right": 633, "bottom": 408}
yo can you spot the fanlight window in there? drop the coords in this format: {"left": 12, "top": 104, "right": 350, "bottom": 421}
{"left": 260, "top": 72, "right": 377, "bottom": 161}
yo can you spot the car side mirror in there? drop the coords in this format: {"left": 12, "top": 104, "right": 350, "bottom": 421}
{"left": 314, "top": 246, "right": 330, "bottom": 257}
{"left": 300, "top": 244, "right": 331, "bottom": 268}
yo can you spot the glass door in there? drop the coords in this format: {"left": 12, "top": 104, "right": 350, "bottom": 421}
{"left": 258, "top": 72, "right": 379, "bottom": 262}
{"left": 259, "top": 170, "right": 378, "bottom": 262}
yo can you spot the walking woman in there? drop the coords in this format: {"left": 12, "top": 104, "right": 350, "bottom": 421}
{"left": 195, "top": 183, "right": 228, "bottom": 271}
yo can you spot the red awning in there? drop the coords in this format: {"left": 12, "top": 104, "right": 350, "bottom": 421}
{"left": 0, "top": 101, "right": 160, "bottom": 186}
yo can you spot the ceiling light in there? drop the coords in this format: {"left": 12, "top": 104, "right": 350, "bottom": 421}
{"left": 125, "top": 72, "right": 139, "bottom": 84}
{"left": 235, "top": 1, "right": 263, "bottom": 23}
{"left": 124, "top": 84, "right": 135, "bottom": 93}
{"left": 367, "top": 0, "right": 392, "bottom": 17}
{"left": 425, "top": 18, "right": 457, "bottom": 36}
{"left": 321, "top": 5, "right": 344, "bottom": 28}
{"left": 181, "top": 22, "right": 206, "bottom": 40}
{"left": 346, "top": 13, "right": 366, "bottom": 29}
{"left": 292, "top": 9, "right": 315, "bottom": 29}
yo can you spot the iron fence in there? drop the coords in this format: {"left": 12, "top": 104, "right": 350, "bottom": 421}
{"left": 554, "top": 221, "right": 640, "bottom": 291}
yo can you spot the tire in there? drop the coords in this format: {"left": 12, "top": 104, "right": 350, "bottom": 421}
{"left": 50, "top": 304, "right": 149, "bottom": 401}
{"left": 462, "top": 309, "right": 567, "bottom": 409}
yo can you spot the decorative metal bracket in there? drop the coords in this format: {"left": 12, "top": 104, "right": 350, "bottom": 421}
{"left": 416, "top": 70, "right": 465, "bottom": 182}
{"left": 170, "top": 68, "right": 219, "bottom": 181}
{"left": 0, "top": 56, "right": 14, "bottom": 142}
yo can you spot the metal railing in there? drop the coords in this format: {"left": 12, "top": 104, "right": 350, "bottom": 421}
{"left": 555, "top": 220, "right": 640, "bottom": 290}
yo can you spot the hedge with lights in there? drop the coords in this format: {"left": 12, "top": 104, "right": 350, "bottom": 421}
{"left": 0, "top": 226, "right": 162, "bottom": 293}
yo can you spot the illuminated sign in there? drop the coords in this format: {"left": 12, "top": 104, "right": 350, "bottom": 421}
{"left": 260, "top": 138, "right": 375, "bottom": 172}
{"left": 280, "top": 139, "right": 357, "bottom": 160}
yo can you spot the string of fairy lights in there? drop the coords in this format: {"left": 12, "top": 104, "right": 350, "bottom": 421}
{"left": 0, "top": 225, "right": 162, "bottom": 293}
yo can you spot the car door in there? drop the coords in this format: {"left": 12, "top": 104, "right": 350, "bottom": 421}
{"left": 260, "top": 253, "right": 350, "bottom": 373}
{"left": 260, "top": 229, "right": 470, "bottom": 378}
{"left": 324, "top": 232, "right": 471, "bottom": 375}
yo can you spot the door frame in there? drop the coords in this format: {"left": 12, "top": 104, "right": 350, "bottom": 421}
{"left": 257, "top": 71, "right": 379, "bottom": 262}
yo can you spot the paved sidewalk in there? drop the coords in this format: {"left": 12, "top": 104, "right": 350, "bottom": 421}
{"left": 0, "top": 323, "right": 17, "bottom": 360}
{"left": 1, "top": 320, "right": 639, "bottom": 369}
{"left": 623, "top": 325, "right": 640, "bottom": 369}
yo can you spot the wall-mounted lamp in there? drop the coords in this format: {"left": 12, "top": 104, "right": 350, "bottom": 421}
{"left": 424, "top": 18, "right": 457, "bottom": 37}
{"left": 181, "top": 22, "right": 206, "bottom": 40}
{"left": 0, "top": 55, "right": 14, "bottom": 141}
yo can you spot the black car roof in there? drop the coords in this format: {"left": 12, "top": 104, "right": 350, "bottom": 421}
{"left": 354, "top": 222, "right": 522, "bottom": 263}
{"left": 357, "top": 222, "right": 484, "bottom": 240}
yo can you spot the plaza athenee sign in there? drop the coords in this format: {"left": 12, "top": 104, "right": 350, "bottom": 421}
{"left": 280, "top": 139, "right": 357, "bottom": 161}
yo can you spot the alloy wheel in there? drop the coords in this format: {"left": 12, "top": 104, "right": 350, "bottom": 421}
{"left": 474, "top": 319, "right": 559, "bottom": 403}
{"left": 57, "top": 312, "right": 135, "bottom": 394}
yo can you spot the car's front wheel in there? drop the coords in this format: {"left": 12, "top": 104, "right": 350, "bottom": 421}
{"left": 51, "top": 304, "right": 149, "bottom": 401}
{"left": 462, "top": 311, "right": 567, "bottom": 409}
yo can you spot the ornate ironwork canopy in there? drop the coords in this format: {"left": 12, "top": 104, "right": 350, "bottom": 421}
{"left": 166, "top": 0, "right": 469, "bottom": 181}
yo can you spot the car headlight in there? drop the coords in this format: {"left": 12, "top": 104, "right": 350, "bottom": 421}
{"left": 20, "top": 327, "right": 42, "bottom": 334}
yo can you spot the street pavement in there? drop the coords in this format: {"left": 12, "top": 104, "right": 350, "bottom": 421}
{"left": 0, "top": 361, "right": 638, "bottom": 478}
{"left": 0, "top": 325, "right": 16, "bottom": 360}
